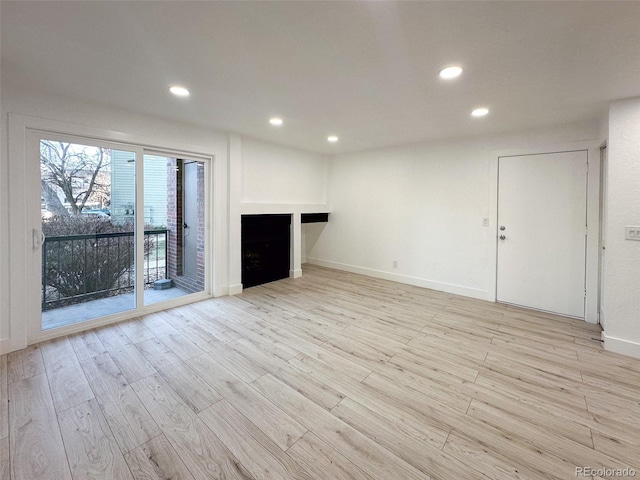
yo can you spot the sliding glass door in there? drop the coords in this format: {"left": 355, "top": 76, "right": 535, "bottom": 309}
{"left": 143, "top": 155, "right": 205, "bottom": 307}
{"left": 30, "top": 132, "right": 210, "bottom": 339}
{"left": 40, "top": 138, "right": 139, "bottom": 330}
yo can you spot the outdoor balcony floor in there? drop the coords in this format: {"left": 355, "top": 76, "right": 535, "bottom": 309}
{"left": 41, "top": 286, "right": 189, "bottom": 330}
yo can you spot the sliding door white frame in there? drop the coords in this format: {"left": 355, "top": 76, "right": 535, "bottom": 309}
{"left": 7, "top": 113, "right": 218, "bottom": 349}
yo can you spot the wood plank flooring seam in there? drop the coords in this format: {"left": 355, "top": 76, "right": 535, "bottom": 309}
{"left": 439, "top": 430, "right": 452, "bottom": 453}
{"left": 79, "top": 352, "right": 162, "bottom": 455}
{"left": 9, "top": 373, "right": 73, "bottom": 480}
{"left": 124, "top": 433, "right": 199, "bottom": 479}
{"left": 39, "top": 364, "right": 78, "bottom": 479}
{"left": 88, "top": 371, "right": 161, "bottom": 458}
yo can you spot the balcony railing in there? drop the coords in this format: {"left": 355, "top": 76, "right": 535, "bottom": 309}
{"left": 42, "top": 229, "right": 168, "bottom": 310}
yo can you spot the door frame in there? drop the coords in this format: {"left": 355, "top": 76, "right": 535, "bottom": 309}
{"left": 598, "top": 142, "right": 608, "bottom": 327}
{"left": 182, "top": 160, "right": 200, "bottom": 279}
{"left": 7, "top": 113, "right": 220, "bottom": 350}
{"left": 488, "top": 141, "right": 602, "bottom": 323}
{"left": 29, "top": 132, "right": 146, "bottom": 341}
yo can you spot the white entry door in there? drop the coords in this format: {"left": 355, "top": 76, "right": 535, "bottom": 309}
{"left": 497, "top": 150, "right": 588, "bottom": 318}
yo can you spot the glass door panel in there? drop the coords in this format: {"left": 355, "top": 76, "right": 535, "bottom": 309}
{"left": 40, "top": 139, "right": 138, "bottom": 330}
{"left": 143, "top": 155, "right": 205, "bottom": 306}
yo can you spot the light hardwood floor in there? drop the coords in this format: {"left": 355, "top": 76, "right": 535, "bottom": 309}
{"left": 2, "top": 265, "right": 640, "bottom": 480}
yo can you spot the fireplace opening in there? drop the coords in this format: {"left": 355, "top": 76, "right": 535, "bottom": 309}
{"left": 241, "top": 214, "right": 291, "bottom": 288}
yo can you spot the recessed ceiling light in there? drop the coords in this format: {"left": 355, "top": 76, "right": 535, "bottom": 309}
{"left": 439, "top": 66, "right": 463, "bottom": 79}
{"left": 169, "top": 86, "right": 190, "bottom": 97}
{"left": 471, "top": 107, "right": 489, "bottom": 117}
{"left": 327, "top": 135, "right": 339, "bottom": 143}
{"left": 269, "top": 117, "right": 283, "bottom": 126}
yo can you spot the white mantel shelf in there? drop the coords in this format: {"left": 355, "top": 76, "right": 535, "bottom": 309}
{"left": 240, "top": 203, "right": 330, "bottom": 215}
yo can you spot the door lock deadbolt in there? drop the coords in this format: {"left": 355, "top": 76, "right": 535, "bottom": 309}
{"left": 499, "top": 226, "right": 506, "bottom": 231}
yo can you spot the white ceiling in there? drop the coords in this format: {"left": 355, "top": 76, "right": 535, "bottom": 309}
{"left": 2, "top": 1, "right": 640, "bottom": 154}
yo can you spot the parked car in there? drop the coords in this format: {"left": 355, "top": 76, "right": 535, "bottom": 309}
{"left": 81, "top": 209, "right": 110, "bottom": 217}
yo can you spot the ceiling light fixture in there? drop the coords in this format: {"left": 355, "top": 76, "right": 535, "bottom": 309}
{"left": 169, "top": 86, "right": 190, "bottom": 97}
{"left": 471, "top": 107, "right": 489, "bottom": 117}
{"left": 327, "top": 135, "right": 339, "bottom": 143}
{"left": 269, "top": 117, "right": 283, "bottom": 126}
{"left": 438, "top": 65, "right": 463, "bottom": 79}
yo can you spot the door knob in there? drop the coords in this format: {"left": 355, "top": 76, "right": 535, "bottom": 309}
{"left": 499, "top": 235, "right": 506, "bottom": 240}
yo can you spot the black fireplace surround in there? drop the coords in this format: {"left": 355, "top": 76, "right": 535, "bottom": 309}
{"left": 241, "top": 214, "right": 291, "bottom": 288}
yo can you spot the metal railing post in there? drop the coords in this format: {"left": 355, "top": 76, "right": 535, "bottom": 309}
{"left": 164, "top": 230, "right": 168, "bottom": 279}
{"left": 42, "top": 239, "right": 47, "bottom": 311}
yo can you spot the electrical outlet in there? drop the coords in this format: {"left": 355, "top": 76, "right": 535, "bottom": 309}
{"left": 392, "top": 260, "right": 398, "bottom": 268}
{"left": 625, "top": 226, "right": 640, "bottom": 241}
{"left": 482, "top": 217, "right": 489, "bottom": 227}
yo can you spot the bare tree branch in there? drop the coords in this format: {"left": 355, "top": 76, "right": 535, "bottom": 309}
{"left": 40, "top": 140, "right": 111, "bottom": 215}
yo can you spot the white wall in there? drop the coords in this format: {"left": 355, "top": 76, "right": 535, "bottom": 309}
{"left": 307, "top": 121, "right": 600, "bottom": 301}
{"left": 602, "top": 97, "right": 640, "bottom": 358}
{"left": 241, "top": 137, "right": 328, "bottom": 205}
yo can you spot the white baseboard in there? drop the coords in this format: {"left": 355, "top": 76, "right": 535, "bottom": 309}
{"left": 213, "top": 286, "right": 228, "bottom": 297}
{"left": 1, "top": 337, "right": 28, "bottom": 355}
{"left": 289, "top": 269, "right": 303, "bottom": 279}
{"left": 228, "top": 284, "right": 243, "bottom": 296}
{"left": 603, "top": 332, "right": 640, "bottom": 359}
{"left": 0, "top": 338, "right": 11, "bottom": 355}
{"left": 305, "top": 257, "right": 488, "bottom": 300}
